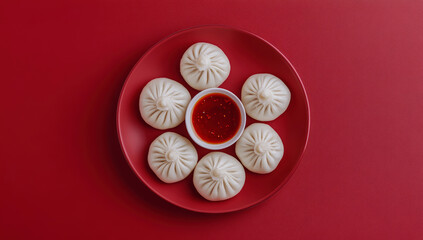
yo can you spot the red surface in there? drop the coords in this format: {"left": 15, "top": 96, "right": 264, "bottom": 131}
{"left": 1, "top": 0, "right": 423, "bottom": 239}
{"left": 117, "top": 26, "right": 309, "bottom": 212}
{"left": 193, "top": 93, "right": 241, "bottom": 144}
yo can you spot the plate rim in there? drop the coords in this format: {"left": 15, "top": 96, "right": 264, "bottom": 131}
{"left": 116, "top": 25, "right": 311, "bottom": 213}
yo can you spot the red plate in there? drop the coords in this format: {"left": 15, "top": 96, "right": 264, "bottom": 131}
{"left": 117, "top": 25, "right": 310, "bottom": 213}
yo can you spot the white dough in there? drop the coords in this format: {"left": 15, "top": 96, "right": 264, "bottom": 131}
{"left": 193, "top": 152, "right": 245, "bottom": 201}
{"left": 235, "top": 123, "right": 284, "bottom": 174}
{"left": 241, "top": 74, "right": 291, "bottom": 121}
{"left": 148, "top": 132, "right": 198, "bottom": 183}
{"left": 139, "top": 78, "right": 191, "bottom": 130}
{"left": 180, "top": 42, "right": 230, "bottom": 90}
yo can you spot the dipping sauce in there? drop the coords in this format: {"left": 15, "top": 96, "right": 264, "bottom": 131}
{"left": 192, "top": 93, "right": 241, "bottom": 144}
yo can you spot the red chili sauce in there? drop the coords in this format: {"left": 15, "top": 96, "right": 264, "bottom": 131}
{"left": 192, "top": 93, "right": 241, "bottom": 144}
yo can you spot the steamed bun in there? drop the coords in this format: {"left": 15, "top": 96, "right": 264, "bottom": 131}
{"left": 241, "top": 74, "right": 291, "bottom": 121}
{"left": 235, "top": 123, "right": 284, "bottom": 174}
{"left": 193, "top": 152, "right": 245, "bottom": 201}
{"left": 139, "top": 78, "right": 191, "bottom": 129}
{"left": 180, "top": 42, "right": 230, "bottom": 90}
{"left": 148, "top": 132, "right": 198, "bottom": 183}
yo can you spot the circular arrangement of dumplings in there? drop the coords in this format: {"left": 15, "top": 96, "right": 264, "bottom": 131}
{"left": 193, "top": 152, "right": 245, "bottom": 201}
{"left": 139, "top": 42, "right": 291, "bottom": 202}
{"left": 235, "top": 123, "right": 284, "bottom": 174}
{"left": 139, "top": 78, "right": 191, "bottom": 130}
{"left": 148, "top": 132, "right": 198, "bottom": 183}
{"left": 241, "top": 73, "right": 291, "bottom": 121}
{"left": 180, "top": 42, "right": 230, "bottom": 90}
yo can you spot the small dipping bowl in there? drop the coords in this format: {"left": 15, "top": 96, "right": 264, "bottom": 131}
{"left": 185, "top": 88, "right": 246, "bottom": 150}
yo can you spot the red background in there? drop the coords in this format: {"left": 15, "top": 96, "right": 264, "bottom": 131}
{"left": 1, "top": 0, "right": 422, "bottom": 239}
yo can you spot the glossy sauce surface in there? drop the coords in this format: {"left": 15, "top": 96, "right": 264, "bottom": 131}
{"left": 192, "top": 93, "right": 241, "bottom": 144}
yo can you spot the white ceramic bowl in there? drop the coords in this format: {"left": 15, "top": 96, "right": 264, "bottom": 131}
{"left": 185, "top": 88, "right": 246, "bottom": 150}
